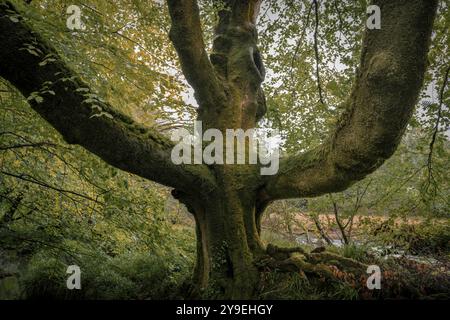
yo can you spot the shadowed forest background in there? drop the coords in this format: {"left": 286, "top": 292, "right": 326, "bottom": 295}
{"left": 0, "top": 0, "right": 449, "bottom": 299}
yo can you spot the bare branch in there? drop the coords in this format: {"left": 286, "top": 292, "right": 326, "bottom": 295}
{"left": 311, "top": 214, "right": 332, "bottom": 245}
{"left": 329, "top": 194, "right": 348, "bottom": 244}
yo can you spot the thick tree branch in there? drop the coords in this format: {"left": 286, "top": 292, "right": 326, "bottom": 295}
{"left": 261, "top": 0, "right": 438, "bottom": 200}
{"left": 167, "top": 0, "right": 225, "bottom": 109}
{"left": 0, "top": 1, "right": 215, "bottom": 193}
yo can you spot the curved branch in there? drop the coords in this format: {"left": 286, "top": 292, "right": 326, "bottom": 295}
{"left": 0, "top": 1, "right": 216, "bottom": 193}
{"left": 167, "top": 0, "right": 225, "bottom": 108}
{"left": 261, "top": 0, "right": 438, "bottom": 200}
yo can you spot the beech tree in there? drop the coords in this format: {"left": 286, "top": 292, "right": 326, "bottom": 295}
{"left": 0, "top": 0, "right": 439, "bottom": 298}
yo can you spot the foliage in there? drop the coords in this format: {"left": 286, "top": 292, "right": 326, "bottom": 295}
{"left": 20, "top": 247, "right": 193, "bottom": 300}
{"left": 0, "top": 76, "right": 195, "bottom": 299}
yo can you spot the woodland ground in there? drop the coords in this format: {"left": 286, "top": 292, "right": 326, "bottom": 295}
{"left": 0, "top": 209, "right": 449, "bottom": 300}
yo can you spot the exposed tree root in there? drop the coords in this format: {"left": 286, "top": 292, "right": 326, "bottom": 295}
{"left": 259, "top": 244, "right": 368, "bottom": 289}
{"left": 181, "top": 243, "right": 449, "bottom": 299}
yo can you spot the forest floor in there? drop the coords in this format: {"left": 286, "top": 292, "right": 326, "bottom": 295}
{"left": 1, "top": 210, "right": 448, "bottom": 300}
{"left": 173, "top": 209, "right": 450, "bottom": 299}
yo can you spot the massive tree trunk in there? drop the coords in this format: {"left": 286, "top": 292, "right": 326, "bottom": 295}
{"left": 177, "top": 189, "right": 263, "bottom": 299}
{"left": 0, "top": 0, "right": 438, "bottom": 299}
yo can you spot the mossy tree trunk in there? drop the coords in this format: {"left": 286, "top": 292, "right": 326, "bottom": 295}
{"left": 177, "top": 189, "right": 264, "bottom": 299}
{"left": 0, "top": 0, "right": 438, "bottom": 299}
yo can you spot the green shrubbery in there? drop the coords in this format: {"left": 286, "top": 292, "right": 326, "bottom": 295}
{"left": 371, "top": 220, "right": 450, "bottom": 256}
{"left": 257, "top": 230, "right": 450, "bottom": 300}
{"left": 20, "top": 248, "right": 193, "bottom": 300}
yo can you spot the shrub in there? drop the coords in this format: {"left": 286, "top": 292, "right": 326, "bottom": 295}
{"left": 20, "top": 249, "right": 192, "bottom": 299}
